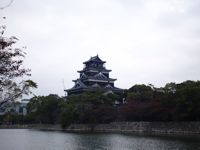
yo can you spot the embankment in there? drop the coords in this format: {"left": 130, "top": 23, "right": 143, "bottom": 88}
{"left": 1, "top": 122, "right": 200, "bottom": 135}
{"left": 65, "top": 122, "right": 200, "bottom": 135}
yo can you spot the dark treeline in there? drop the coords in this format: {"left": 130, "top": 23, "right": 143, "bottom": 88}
{"left": 1, "top": 80, "right": 200, "bottom": 127}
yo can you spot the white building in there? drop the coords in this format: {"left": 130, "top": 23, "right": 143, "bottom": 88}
{"left": 15, "top": 99, "right": 30, "bottom": 115}
{"left": 0, "top": 99, "right": 30, "bottom": 116}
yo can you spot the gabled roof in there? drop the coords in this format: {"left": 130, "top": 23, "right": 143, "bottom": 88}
{"left": 94, "top": 72, "right": 108, "bottom": 79}
{"left": 83, "top": 55, "right": 106, "bottom": 64}
{"left": 80, "top": 73, "right": 88, "bottom": 79}
{"left": 71, "top": 79, "right": 87, "bottom": 90}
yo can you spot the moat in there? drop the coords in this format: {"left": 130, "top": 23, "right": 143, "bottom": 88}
{"left": 0, "top": 129, "right": 200, "bottom": 150}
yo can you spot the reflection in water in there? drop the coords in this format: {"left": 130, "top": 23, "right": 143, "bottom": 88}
{"left": 0, "top": 129, "right": 200, "bottom": 150}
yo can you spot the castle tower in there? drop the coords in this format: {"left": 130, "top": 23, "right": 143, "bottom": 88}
{"left": 66, "top": 55, "right": 123, "bottom": 95}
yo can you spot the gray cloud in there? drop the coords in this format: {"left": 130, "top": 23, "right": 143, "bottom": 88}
{"left": 1, "top": 0, "right": 200, "bottom": 96}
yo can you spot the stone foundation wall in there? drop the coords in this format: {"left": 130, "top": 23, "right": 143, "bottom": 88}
{"left": 66, "top": 122, "right": 200, "bottom": 135}
{"left": 1, "top": 122, "right": 200, "bottom": 135}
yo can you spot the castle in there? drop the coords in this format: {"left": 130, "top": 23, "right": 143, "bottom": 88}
{"left": 66, "top": 55, "right": 123, "bottom": 96}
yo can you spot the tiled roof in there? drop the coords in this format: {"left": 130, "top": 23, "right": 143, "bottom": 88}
{"left": 71, "top": 79, "right": 87, "bottom": 90}
{"left": 80, "top": 72, "right": 116, "bottom": 82}
{"left": 83, "top": 55, "right": 106, "bottom": 64}
{"left": 94, "top": 72, "right": 107, "bottom": 79}
{"left": 83, "top": 76, "right": 116, "bottom": 82}
{"left": 78, "top": 68, "right": 111, "bottom": 73}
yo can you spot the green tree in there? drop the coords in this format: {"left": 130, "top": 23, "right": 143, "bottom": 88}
{"left": 173, "top": 81, "right": 200, "bottom": 121}
{"left": 61, "top": 90, "right": 118, "bottom": 127}
{"left": 27, "top": 94, "right": 64, "bottom": 124}
{"left": 127, "top": 84, "right": 154, "bottom": 101}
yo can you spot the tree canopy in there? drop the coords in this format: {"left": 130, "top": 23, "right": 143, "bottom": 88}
{"left": 1, "top": 80, "right": 200, "bottom": 126}
{"left": 0, "top": 17, "right": 37, "bottom": 107}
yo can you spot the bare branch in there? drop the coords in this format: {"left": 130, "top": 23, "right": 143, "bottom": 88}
{"left": 0, "top": 0, "right": 14, "bottom": 10}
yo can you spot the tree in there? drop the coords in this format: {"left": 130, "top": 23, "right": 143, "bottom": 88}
{"left": 0, "top": 0, "right": 14, "bottom": 10}
{"left": 27, "top": 95, "right": 64, "bottom": 124}
{"left": 0, "top": 17, "right": 37, "bottom": 107}
{"left": 127, "top": 84, "right": 154, "bottom": 101}
{"left": 59, "top": 90, "right": 119, "bottom": 127}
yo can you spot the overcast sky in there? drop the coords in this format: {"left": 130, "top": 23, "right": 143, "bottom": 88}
{"left": 1, "top": 0, "right": 200, "bottom": 97}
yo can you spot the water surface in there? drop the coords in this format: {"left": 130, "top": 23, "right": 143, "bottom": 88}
{"left": 0, "top": 129, "right": 200, "bottom": 150}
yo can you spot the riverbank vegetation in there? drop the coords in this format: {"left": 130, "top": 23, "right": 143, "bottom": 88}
{"left": 1, "top": 80, "right": 200, "bottom": 127}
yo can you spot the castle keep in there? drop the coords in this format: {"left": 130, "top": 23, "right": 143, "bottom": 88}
{"left": 66, "top": 55, "right": 123, "bottom": 95}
